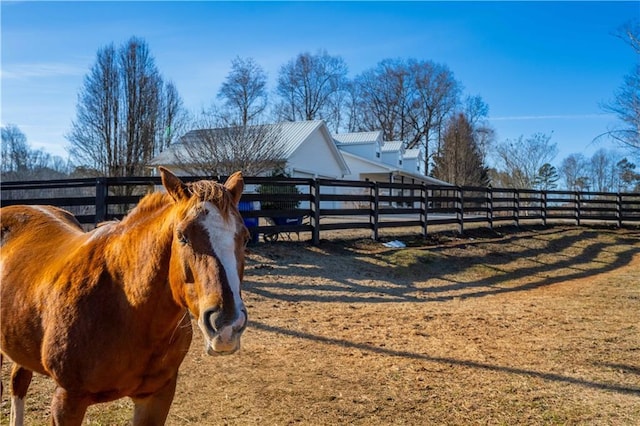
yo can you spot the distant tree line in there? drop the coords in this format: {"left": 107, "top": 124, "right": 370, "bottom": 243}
{"left": 2, "top": 21, "right": 638, "bottom": 191}
{"left": 1, "top": 124, "right": 72, "bottom": 181}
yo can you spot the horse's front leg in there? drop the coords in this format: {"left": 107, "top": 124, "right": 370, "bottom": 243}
{"left": 132, "top": 374, "right": 178, "bottom": 426}
{"left": 49, "top": 386, "right": 90, "bottom": 426}
{"left": 10, "top": 364, "right": 32, "bottom": 426}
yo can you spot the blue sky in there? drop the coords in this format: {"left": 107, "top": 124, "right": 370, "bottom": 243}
{"left": 1, "top": 1, "right": 638, "bottom": 166}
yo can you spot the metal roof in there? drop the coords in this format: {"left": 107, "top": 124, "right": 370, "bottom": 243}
{"left": 333, "top": 131, "right": 382, "bottom": 145}
{"left": 149, "top": 120, "right": 349, "bottom": 173}
{"left": 381, "top": 140, "right": 403, "bottom": 152}
{"left": 403, "top": 148, "right": 422, "bottom": 160}
{"left": 274, "top": 120, "right": 324, "bottom": 158}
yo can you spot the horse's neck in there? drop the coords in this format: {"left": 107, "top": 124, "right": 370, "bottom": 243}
{"left": 105, "top": 202, "right": 177, "bottom": 309}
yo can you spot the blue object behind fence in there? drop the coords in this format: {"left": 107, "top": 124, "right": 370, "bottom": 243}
{"left": 238, "top": 200, "right": 259, "bottom": 245}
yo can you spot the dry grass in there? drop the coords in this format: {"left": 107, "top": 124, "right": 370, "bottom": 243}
{"left": 2, "top": 225, "right": 639, "bottom": 425}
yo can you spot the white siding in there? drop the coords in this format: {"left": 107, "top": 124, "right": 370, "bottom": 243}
{"left": 380, "top": 150, "right": 402, "bottom": 167}
{"left": 288, "top": 128, "right": 345, "bottom": 179}
{"left": 337, "top": 143, "right": 377, "bottom": 160}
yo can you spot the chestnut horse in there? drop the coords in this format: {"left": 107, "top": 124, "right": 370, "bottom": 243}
{"left": 0, "top": 168, "right": 250, "bottom": 425}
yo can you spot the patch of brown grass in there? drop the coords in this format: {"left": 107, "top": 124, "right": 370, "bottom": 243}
{"left": 2, "top": 225, "right": 639, "bottom": 425}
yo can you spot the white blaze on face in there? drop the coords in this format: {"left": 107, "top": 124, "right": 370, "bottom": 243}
{"left": 200, "top": 201, "right": 246, "bottom": 327}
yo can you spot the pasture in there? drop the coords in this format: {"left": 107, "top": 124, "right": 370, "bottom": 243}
{"left": 2, "top": 225, "right": 639, "bottom": 425}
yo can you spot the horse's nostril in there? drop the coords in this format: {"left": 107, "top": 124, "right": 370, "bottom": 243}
{"left": 203, "top": 306, "right": 247, "bottom": 336}
{"left": 203, "top": 307, "right": 221, "bottom": 334}
{"left": 235, "top": 308, "right": 248, "bottom": 332}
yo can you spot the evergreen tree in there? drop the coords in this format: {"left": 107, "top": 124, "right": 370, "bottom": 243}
{"left": 431, "top": 113, "right": 488, "bottom": 186}
{"left": 616, "top": 158, "right": 640, "bottom": 191}
{"left": 534, "top": 163, "right": 559, "bottom": 190}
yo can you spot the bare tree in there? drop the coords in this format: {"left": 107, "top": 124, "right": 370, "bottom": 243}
{"left": 464, "top": 95, "right": 490, "bottom": 127}
{"left": 431, "top": 113, "right": 488, "bottom": 186}
{"left": 68, "top": 37, "right": 186, "bottom": 177}
{"left": 589, "top": 148, "right": 617, "bottom": 192}
{"left": 120, "top": 38, "right": 162, "bottom": 176}
{"left": 218, "top": 57, "right": 269, "bottom": 126}
{"left": 1, "top": 124, "right": 71, "bottom": 180}
{"left": 350, "top": 58, "right": 413, "bottom": 141}
{"left": 173, "top": 117, "right": 286, "bottom": 176}
{"left": 351, "top": 58, "right": 461, "bottom": 174}
{"left": 68, "top": 42, "right": 118, "bottom": 176}
{"left": 618, "top": 19, "right": 640, "bottom": 53}
{"left": 157, "top": 81, "right": 189, "bottom": 154}
{"left": 560, "top": 153, "right": 589, "bottom": 190}
{"left": 463, "top": 95, "right": 494, "bottom": 163}
{"left": 405, "top": 58, "right": 461, "bottom": 172}
{"left": 324, "top": 81, "right": 352, "bottom": 133}
{"left": 1, "top": 124, "right": 29, "bottom": 174}
{"left": 492, "top": 133, "right": 558, "bottom": 188}
{"left": 600, "top": 20, "right": 640, "bottom": 152}
{"left": 344, "top": 79, "right": 363, "bottom": 133}
{"left": 275, "top": 50, "right": 349, "bottom": 129}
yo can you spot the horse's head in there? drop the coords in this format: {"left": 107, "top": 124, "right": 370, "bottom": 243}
{"left": 161, "top": 167, "right": 249, "bottom": 356}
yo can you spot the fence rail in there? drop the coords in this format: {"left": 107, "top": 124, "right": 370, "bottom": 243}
{"left": 2, "top": 176, "right": 639, "bottom": 245}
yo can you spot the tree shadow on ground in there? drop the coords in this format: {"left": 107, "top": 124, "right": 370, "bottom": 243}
{"left": 249, "top": 321, "right": 640, "bottom": 397}
{"left": 244, "top": 225, "right": 640, "bottom": 304}
{"left": 241, "top": 225, "right": 640, "bottom": 401}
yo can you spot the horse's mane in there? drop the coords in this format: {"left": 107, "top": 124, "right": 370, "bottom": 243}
{"left": 186, "top": 180, "right": 232, "bottom": 214}
{"left": 120, "top": 180, "right": 233, "bottom": 226}
{"left": 121, "top": 192, "right": 168, "bottom": 222}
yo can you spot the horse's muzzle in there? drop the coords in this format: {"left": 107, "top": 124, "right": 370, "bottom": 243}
{"left": 201, "top": 307, "right": 247, "bottom": 356}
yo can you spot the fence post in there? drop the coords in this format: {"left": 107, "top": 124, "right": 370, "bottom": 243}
{"left": 514, "top": 190, "right": 520, "bottom": 228}
{"left": 95, "top": 177, "right": 107, "bottom": 225}
{"left": 542, "top": 191, "right": 547, "bottom": 227}
{"left": 310, "top": 179, "right": 321, "bottom": 245}
{"left": 420, "top": 183, "right": 428, "bottom": 238}
{"left": 371, "top": 182, "right": 379, "bottom": 241}
{"left": 457, "top": 187, "right": 464, "bottom": 234}
{"left": 575, "top": 192, "right": 581, "bottom": 226}
{"left": 487, "top": 187, "right": 493, "bottom": 230}
{"left": 616, "top": 192, "right": 622, "bottom": 228}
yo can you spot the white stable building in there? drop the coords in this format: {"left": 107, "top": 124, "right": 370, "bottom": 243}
{"left": 150, "top": 120, "right": 451, "bottom": 187}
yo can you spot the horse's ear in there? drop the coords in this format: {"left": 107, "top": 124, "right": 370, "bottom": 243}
{"left": 224, "top": 171, "right": 244, "bottom": 206}
{"left": 160, "top": 167, "right": 190, "bottom": 202}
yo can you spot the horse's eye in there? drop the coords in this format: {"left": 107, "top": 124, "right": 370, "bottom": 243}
{"left": 177, "top": 231, "right": 189, "bottom": 245}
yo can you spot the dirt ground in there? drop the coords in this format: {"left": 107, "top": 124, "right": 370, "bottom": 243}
{"left": 2, "top": 225, "right": 640, "bottom": 425}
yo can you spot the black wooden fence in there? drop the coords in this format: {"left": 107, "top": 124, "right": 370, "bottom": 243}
{"left": 2, "top": 176, "right": 639, "bottom": 245}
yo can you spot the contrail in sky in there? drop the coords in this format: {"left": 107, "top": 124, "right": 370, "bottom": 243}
{"left": 0, "top": 62, "right": 86, "bottom": 79}
{"left": 489, "top": 114, "right": 612, "bottom": 121}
